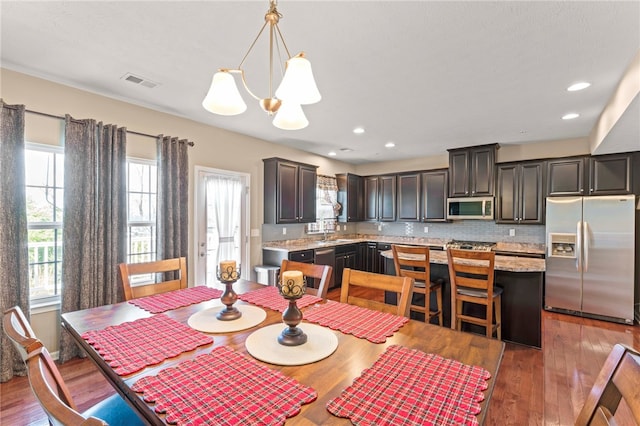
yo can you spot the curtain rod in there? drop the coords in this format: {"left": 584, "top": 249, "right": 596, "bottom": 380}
{"left": 23, "top": 108, "right": 195, "bottom": 147}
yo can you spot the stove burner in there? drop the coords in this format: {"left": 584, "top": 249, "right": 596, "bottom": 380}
{"left": 447, "top": 240, "right": 496, "bottom": 251}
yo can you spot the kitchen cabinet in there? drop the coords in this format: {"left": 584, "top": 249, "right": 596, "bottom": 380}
{"left": 448, "top": 144, "right": 497, "bottom": 197}
{"left": 397, "top": 173, "right": 421, "bottom": 221}
{"left": 365, "top": 242, "right": 378, "bottom": 272}
{"left": 547, "top": 156, "right": 586, "bottom": 196}
{"left": 588, "top": 153, "right": 633, "bottom": 195}
{"left": 376, "top": 243, "right": 392, "bottom": 274}
{"left": 496, "top": 161, "right": 545, "bottom": 224}
{"left": 356, "top": 243, "right": 367, "bottom": 271}
{"left": 421, "top": 169, "right": 448, "bottom": 222}
{"left": 334, "top": 244, "right": 357, "bottom": 287}
{"left": 336, "top": 173, "right": 364, "bottom": 222}
{"left": 263, "top": 158, "right": 317, "bottom": 224}
{"left": 364, "top": 175, "right": 396, "bottom": 221}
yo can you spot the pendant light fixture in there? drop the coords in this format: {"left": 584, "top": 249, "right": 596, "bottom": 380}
{"left": 202, "top": 0, "right": 321, "bottom": 130}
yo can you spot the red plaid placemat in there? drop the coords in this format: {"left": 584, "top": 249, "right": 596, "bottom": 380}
{"left": 327, "top": 345, "right": 491, "bottom": 426}
{"left": 131, "top": 345, "right": 317, "bottom": 425}
{"left": 238, "top": 285, "right": 322, "bottom": 312}
{"left": 128, "top": 286, "right": 223, "bottom": 313}
{"left": 303, "top": 300, "right": 408, "bottom": 343}
{"left": 82, "top": 314, "right": 213, "bottom": 375}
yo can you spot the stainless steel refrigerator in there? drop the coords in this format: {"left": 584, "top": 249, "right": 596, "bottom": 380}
{"left": 545, "top": 195, "right": 637, "bottom": 324}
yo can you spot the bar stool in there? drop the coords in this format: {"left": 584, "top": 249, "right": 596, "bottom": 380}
{"left": 447, "top": 248, "right": 502, "bottom": 339}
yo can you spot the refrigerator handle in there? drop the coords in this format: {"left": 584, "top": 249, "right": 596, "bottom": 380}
{"left": 576, "top": 221, "right": 582, "bottom": 271}
{"left": 583, "top": 221, "right": 589, "bottom": 272}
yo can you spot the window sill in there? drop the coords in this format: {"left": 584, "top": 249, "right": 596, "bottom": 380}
{"left": 31, "top": 299, "right": 61, "bottom": 315}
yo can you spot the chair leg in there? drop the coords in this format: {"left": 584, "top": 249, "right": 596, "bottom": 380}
{"left": 435, "top": 287, "right": 443, "bottom": 326}
{"left": 485, "top": 302, "right": 493, "bottom": 338}
{"left": 495, "top": 295, "right": 502, "bottom": 341}
{"left": 456, "top": 299, "right": 463, "bottom": 331}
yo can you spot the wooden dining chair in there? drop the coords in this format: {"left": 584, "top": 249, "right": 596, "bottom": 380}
{"left": 2, "top": 306, "right": 145, "bottom": 426}
{"left": 575, "top": 343, "right": 640, "bottom": 426}
{"left": 280, "top": 259, "right": 333, "bottom": 299}
{"left": 447, "top": 248, "right": 502, "bottom": 339}
{"left": 391, "top": 244, "right": 443, "bottom": 325}
{"left": 340, "top": 268, "right": 414, "bottom": 317}
{"left": 119, "top": 256, "right": 187, "bottom": 300}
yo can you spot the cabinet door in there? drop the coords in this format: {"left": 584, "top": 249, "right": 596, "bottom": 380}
{"left": 470, "top": 146, "right": 495, "bottom": 196}
{"left": 364, "top": 176, "right": 379, "bottom": 221}
{"left": 519, "top": 161, "right": 544, "bottom": 224}
{"left": 449, "top": 150, "right": 470, "bottom": 197}
{"left": 379, "top": 175, "right": 397, "bottom": 221}
{"left": 588, "top": 154, "right": 632, "bottom": 195}
{"left": 276, "top": 162, "right": 299, "bottom": 223}
{"left": 397, "top": 173, "right": 420, "bottom": 221}
{"left": 298, "top": 165, "right": 317, "bottom": 223}
{"left": 365, "top": 243, "right": 377, "bottom": 272}
{"left": 334, "top": 255, "right": 346, "bottom": 287}
{"left": 347, "top": 174, "right": 364, "bottom": 221}
{"left": 547, "top": 157, "right": 585, "bottom": 196}
{"left": 421, "top": 170, "right": 448, "bottom": 222}
{"left": 496, "top": 164, "right": 518, "bottom": 223}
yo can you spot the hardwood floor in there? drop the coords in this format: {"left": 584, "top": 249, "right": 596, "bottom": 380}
{"left": 2, "top": 289, "right": 639, "bottom": 425}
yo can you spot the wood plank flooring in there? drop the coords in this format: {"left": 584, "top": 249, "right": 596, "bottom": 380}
{"left": 2, "top": 288, "right": 639, "bottom": 425}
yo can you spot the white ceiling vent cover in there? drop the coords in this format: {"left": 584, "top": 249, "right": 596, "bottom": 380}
{"left": 121, "top": 73, "right": 160, "bottom": 89}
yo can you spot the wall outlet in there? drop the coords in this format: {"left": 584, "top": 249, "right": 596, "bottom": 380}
{"left": 250, "top": 228, "right": 260, "bottom": 237}
{"left": 377, "top": 224, "right": 382, "bottom": 231}
{"left": 423, "top": 226, "right": 429, "bottom": 233}
{"left": 509, "top": 228, "right": 516, "bottom": 237}
{"left": 282, "top": 227, "right": 287, "bottom": 235}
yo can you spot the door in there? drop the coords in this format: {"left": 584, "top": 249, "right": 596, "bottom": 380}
{"left": 194, "top": 167, "right": 250, "bottom": 285}
{"left": 545, "top": 197, "right": 583, "bottom": 312}
{"left": 581, "top": 195, "right": 635, "bottom": 321}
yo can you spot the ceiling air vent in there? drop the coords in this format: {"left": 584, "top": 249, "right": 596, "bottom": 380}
{"left": 121, "top": 73, "right": 160, "bottom": 89}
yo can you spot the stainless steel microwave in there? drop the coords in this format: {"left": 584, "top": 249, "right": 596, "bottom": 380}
{"left": 446, "top": 197, "right": 494, "bottom": 220}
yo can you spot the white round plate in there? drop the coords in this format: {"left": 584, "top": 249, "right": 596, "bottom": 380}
{"left": 245, "top": 323, "right": 338, "bottom": 366}
{"left": 188, "top": 305, "right": 267, "bottom": 333}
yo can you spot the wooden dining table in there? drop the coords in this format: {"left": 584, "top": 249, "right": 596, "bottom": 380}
{"left": 61, "top": 279, "right": 505, "bottom": 425}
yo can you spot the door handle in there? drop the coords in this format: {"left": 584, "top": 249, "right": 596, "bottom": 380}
{"left": 576, "top": 221, "right": 582, "bottom": 272}
{"left": 583, "top": 221, "right": 589, "bottom": 272}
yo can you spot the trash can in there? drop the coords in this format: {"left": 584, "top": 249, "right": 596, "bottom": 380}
{"left": 254, "top": 265, "right": 280, "bottom": 286}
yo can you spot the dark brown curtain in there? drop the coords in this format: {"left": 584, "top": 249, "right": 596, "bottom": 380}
{"left": 156, "top": 136, "right": 189, "bottom": 268}
{"left": 0, "top": 101, "right": 29, "bottom": 382}
{"left": 59, "top": 116, "right": 127, "bottom": 362}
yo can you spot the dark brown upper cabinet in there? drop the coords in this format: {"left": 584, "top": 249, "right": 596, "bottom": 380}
{"left": 547, "top": 156, "right": 586, "bottom": 196}
{"left": 263, "top": 157, "right": 317, "bottom": 224}
{"left": 364, "top": 175, "right": 396, "bottom": 221}
{"left": 397, "top": 173, "right": 421, "bottom": 221}
{"left": 421, "top": 169, "right": 448, "bottom": 222}
{"left": 496, "top": 161, "right": 545, "bottom": 224}
{"left": 588, "top": 153, "right": 633, "bottom": 195}
{"left": 336, "top": 173, "right": 364, "bottom": 222}
{"left": 448, "top": 144, "right": 497, "bottom": 197}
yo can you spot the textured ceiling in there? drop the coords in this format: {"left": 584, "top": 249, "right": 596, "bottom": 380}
{"left": 1, "top": 1, "right": 639, "bottom": 164}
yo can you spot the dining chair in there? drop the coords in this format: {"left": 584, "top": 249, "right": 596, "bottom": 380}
{"left": 119, "top": 256, "right": 187, "bottom": 300}
{"left": 391, "top": 244, "right": 443, "bottom": 325}
{"left": 575, "top": 343, "right": 640, "bottom": 426}
{"left": 340, "top": 268, "right": 414, "bottom": 317}
{"left": 280, "top": 259, "right": 333, "bottom": 299}
{"left": 447, "top": 248, "right": 502, "bottom": 339}
{"left": 2, "top": 306, "right": 145, "bottom": 426}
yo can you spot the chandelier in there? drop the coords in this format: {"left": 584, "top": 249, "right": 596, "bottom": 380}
{"left": 202, "top": 0, "right": 321, "bottom": 130}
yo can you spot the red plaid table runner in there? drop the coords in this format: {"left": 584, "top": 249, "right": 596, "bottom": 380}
{"left": 327, "top": 345, "right": 491, "bottom": 426}
{"left": 303, "top": 300, "right": 408, "bottom": 343}
{"left": 131, "top": 346, "right": 317, "bottom": 425}
{"left": 238, "top": 285, "right": 322, "bottom": 312}
{"left": 128, "top": 286, "right": 223, "bottom": 313}
{"left": 82, "top": 314, "right": 213, "bottom": 375}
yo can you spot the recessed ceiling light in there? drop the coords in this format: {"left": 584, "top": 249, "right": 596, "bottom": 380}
{"left": 567, "top": 82, "right": 591, "bottom": 91}
{"left": 328, "top": 151, "right": 337, "bottom": 156}
{"left": 353, "top": 127, "right": 365, "bottom": 134}
{"left": 340, "top": 148, "right": 353, "bottom": 152}
{"left": 562, "top": 113, "right": 580, "bottom": 120}
{"left": 385, "top": 142, "right": 395, "bottom": 148}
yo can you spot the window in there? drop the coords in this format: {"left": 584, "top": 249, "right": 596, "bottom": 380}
{"left": 25, "top": 143, "right": 64, "bottom": 303}
{"left": 309, "top": 175, "right": 338, "bottom": 234}
{"left": 125, "top": 159, "right": 157, "bottom": 267}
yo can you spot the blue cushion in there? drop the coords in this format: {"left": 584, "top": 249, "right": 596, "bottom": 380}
{"left": 82, "top": 393, "right": 146, "bottom": 426}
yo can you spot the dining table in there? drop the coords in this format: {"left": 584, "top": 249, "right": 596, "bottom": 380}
{"left": 61, "top": 279, "right": 505, "bottom": 425}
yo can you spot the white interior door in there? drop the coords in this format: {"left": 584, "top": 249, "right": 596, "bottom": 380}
{"left": 194, "top": 166, "right": 250, "bottom": 285}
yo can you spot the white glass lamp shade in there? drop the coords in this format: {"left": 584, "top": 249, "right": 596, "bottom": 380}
{"left": 275, "top": 55, "right": 321, "bottom": 105}
{"left": 272, "top": 101, "right": 309, "bottom": 130}
{"left": 202, "top": 71, "right": 247, "bottom": 116}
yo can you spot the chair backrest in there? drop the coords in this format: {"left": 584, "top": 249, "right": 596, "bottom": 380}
{"left": 391, "top": 244, "right": 430, "bottom": 283}
{"left": 26, "top": 346, "right": 106, "bottom": 426}
{"left": 119, "top": 257, "right": 187, "bottom": 301}
{"left": 280, "top": 259, "right": 333, "bottom": 299}
{"left": 447, "top": 248, "right": 495, "bottom": 293}
{"left": 340, "top": 268, "right": 414, "bottom": 317}
{"left": 575, "top": 343, "right": 640, "bottom": 426}
{"left": 3, "top": 306, "right": 42, "bottom": 361}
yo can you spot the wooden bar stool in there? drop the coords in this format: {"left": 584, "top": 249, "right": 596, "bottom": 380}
{"left": 447, "top": 248, "right": 502, "bottom": 339}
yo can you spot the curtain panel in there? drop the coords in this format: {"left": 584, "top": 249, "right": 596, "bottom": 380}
{"left": 156, "top": 136, "right": 189, "bottom": 270}
{"left": 59, "top": 116, "right": 127, "bottom": 362}
{"left": 0, "top": 101, "right": 29, "bottom": 382}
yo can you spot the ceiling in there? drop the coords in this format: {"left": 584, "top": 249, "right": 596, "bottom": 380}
{"left": 2, "top": 1, "right": 639, "bottom": 164}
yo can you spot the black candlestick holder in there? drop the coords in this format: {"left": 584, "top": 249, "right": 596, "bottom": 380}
{"left": 216, "top": 265, "right": 241, "bottom": 321}
{"left": 276, "top": 276, "right": 307, "bottom": 346}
